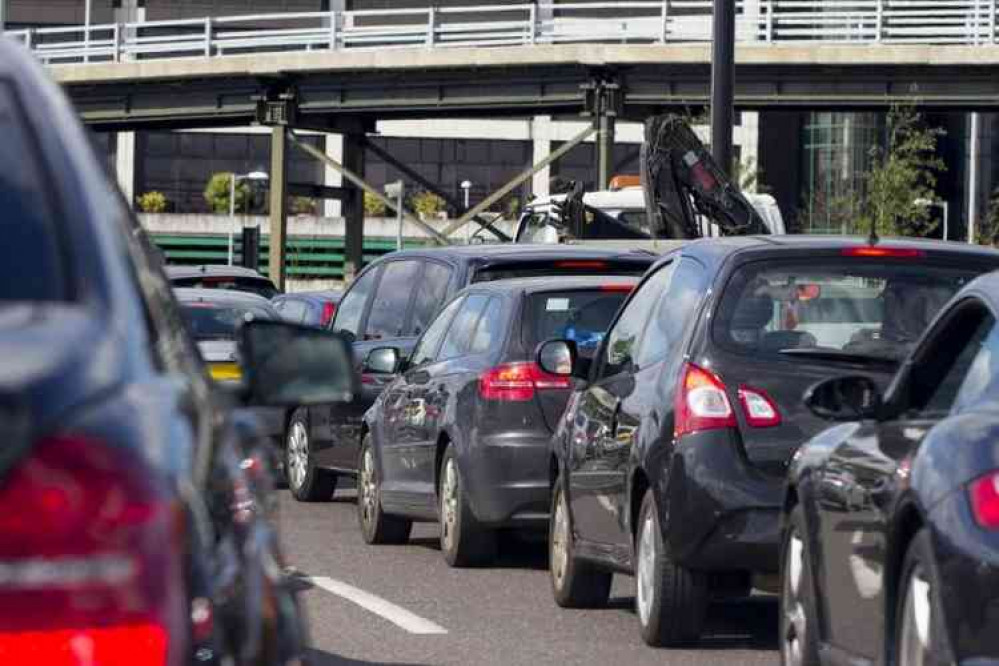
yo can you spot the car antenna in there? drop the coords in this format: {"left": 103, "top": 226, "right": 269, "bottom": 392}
{"left": 867, "top": 215, "right": 879, "bottom": 246}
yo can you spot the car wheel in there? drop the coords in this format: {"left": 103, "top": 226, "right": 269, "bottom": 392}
{"left": 895, "top": 530, "right": 947, "bottom": 666}
{"left": 635, "top": 488, "right": 708, "bottom": 647}
{"left": 549, "top": 477, "right": 612, "bottom": 608}
{"left": 286, "top": 409, "right": 336, "bottom": 502}
{"left": 780, "top": 505, "right": 821, "bottom": 666}
{"left": 439, "top": 444, "right": 496, "bottom": 567}
{"left": 356, "top": 434, "right": 411, "bottom": 545}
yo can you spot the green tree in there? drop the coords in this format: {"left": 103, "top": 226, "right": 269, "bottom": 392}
{"left": 204, "top": 173, "right": 252, "bottom": 214}
{"left": 979, "top": 187, "right": 999, "bottom": 246}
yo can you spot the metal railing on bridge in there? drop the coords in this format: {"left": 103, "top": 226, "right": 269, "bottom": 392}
{"left": 5, "top": 0, "right": 997, "bottom": 65}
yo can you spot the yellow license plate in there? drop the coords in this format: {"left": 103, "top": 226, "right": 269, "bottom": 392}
{"left": 209, "top": 362, "right": 242, "bottom": 382}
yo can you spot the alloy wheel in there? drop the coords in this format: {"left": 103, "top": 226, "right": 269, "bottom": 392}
{"left": 782, "top": 531, "right": 808, "bottom": 666}
{"left": 287, "top": 422, "right": 309, "bottom": 490}
{"left": 359, "top": 447, "right": 377, "bottom": 529}
{"left": 899, "top": 566, "right": 932, "bottom": 666}
{"left": 551, "top": 491, "right": 569, "bottom": 589}
{"left": 636, "top": 512, "right": 656, "bottom": 626}
{"left": 440, "top": 458, "right": 458, "bottom": 551}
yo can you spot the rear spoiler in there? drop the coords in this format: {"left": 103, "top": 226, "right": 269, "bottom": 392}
{"left": 640, "top": 115, "right": 769, "bottom": 239}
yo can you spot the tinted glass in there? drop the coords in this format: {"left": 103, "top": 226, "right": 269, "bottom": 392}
{"left": 928, "top": 315, "right": 997, "bottom": 415}
{"left": 0, "top": 83, "right": 66, "bottom": 302}
{"left": 411, "top": 297, "right": 464, "bottom": 367}
{"left": 440, "top": 294, "right": 490, "bottom": 360}
{"left": 180, "top": 303, "right": 276, "bottom": 341}
{"left": 365, "top": 261, "right": 421, "bottom": 340}
{"left": 526, "top": 289, "right": 630, "bottom": 358}
{"left": 408, "top": 262, "right": 453, "bottom": 337}
{"left": 473, "top": 261, "right": 648, "bottom": 283}
{"left": 470, "top": 297, "right": 506, "bottom": 355}
{"left": 714, "top": 259, "right": 981, "bottom": 362}
{"left": 170, "top": 276, "right": 278, "bottom": 299}
{"left": 332, "top": 267, "right": 378, "bottom": 336}
{"left": 637, "top": 258, "right": 707, "bottom": 366}
{"left": 601, "top": 263, "right": 676, "bottom": 377}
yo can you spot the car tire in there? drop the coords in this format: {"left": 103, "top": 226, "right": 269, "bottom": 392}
{"left": 549, "top": 476, "right": 612, "bottom": 608}
{"left": 635, "top": 488, "right": 708, "bottom": 647}
{"left": 895, "top": 529, "right": 948, "bottom": 666}
{"left": 357, "top": 434, "right": 412, "bottom": 545}
{"left": 438, "top": 444, "right": 496, "bottom": 567}
{"left": 780, "top": 505, "right": 821, "bottom": 666}
{"left": 285, "top": 409, "right": 337, "bottom": 502}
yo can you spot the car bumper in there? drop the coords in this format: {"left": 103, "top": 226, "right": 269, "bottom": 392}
{"left": 661, "top": 429, "right": 784, "bottom": 574}
{"left": 463, "top": 430, "right": 552, "bottom": 529}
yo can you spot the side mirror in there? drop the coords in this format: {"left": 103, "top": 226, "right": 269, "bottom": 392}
{"left": 364, "top": 347, "right": 402, "bottom": 375}
{"left": 536, "top": 339, "right": 577, "bottom": 377}
{"left": 239, "top": 320, "right": 357, "bottom": 406}
{"left": 804, "top": 375, "right": 882, "bottom": 422}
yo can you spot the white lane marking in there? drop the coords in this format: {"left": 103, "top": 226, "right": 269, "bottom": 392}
{"left": 308, "top": 576, "right": 448, "bottom": 635}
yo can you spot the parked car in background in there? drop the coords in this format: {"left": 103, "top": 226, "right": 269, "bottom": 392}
{"left": 357, "top": 276, "right": 637, "bottom": 566}
{"left": 781, "top": 271, "right": 999, "bottom": 666}
{"left": 540, "top": 236, "right": 999, "bottom": 647}
{"left": 284, "top": 244, "right": 657, "bottom": 502}
{"left": 167, "top": 265, "right": 280, "bottom": 299}
{"left": 0, "top": 40, "right": 350, "bottom": 665}
{"left": 272, "top": 290, "right": 343, "bottom": 328}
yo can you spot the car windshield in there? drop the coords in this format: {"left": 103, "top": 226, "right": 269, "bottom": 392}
{"left": 525, "top": 288, "right": 631, "bottom": 356}
{"left": 180, "top": 303, "right": 276, "bottom": 341}
{"left": 714, "top": 258, "right": 983, "bottom": 362}
{"left": 172, "top": 276, "right": 279, "bottom": 299}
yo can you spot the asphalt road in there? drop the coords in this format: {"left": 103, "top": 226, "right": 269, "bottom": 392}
{"left": 279, "top": 486, "right": 779, "bottom": 666}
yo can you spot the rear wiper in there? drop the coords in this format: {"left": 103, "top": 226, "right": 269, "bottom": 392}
{"left": 777, "top": 348, "right": 900, "bottom": 368}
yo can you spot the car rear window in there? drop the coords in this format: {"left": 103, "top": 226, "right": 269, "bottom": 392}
{"left": 714, "top": 257, "right": 986, "bottom": 362}
{"left": 171, "top": 276, "right": 278, "bottom": 299}
{"left": 473, "top": 260, "right": 649, "bottom": 282}
{"left": 525, "top": 288, "right": 631, "bottom": 356}
{"left": 0, "top": 83, "right": 67, "bottom": 303}
{"left": 180, "top": 303, "right": 276, "bottom": 341}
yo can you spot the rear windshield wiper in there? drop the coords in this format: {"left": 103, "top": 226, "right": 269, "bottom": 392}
{"left": 777, "top": 348, "right": 901, "bottom": 368}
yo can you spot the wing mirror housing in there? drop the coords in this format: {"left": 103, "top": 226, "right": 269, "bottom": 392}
{"left": 536, "top": 339, "right": 580, "bottom": 378}
{"left": 364, "top": 347, "right": 403, "bottom": 375}
{"left": 238, "top": 320, "right": 358, "bottom": 406}
{"left": 804, "top": 375, "right": 882, "bottom": 422}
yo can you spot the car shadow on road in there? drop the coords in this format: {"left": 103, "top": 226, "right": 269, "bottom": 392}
{"left": 305, "top": 647, "right": 430, "bottom": 666}
{"left": 409, "top": 533, "right": 549, "bottom": 571}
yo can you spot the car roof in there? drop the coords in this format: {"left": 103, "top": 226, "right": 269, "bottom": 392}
{"left": 374, "top": 243, "right": 658, "bottom": 264}
{"left": 460, "top": 275, "right": 639, "bottom": 296}
{"left": 166, "top": 265, "right": 273, "bottom": 280}
{"left": 174, "top": 288, "right": 276, "bottom": 309}
{"left": 274, "top": 290, "right": 342, "bottom": 301}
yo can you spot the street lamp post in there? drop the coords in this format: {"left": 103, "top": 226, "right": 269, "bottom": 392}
{"left": 228, "top": 171, "right": 269, "bottom": 266}
{"left": 460, "top": 180, "right": 472, "bottom": 211}
{"left": 385, "top": 180, "right": 405, "bottom": 251}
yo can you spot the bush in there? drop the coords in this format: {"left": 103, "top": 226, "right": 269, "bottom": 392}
{"left": 364, "top": 191, "right": 387, "bottom": 217}
{"left": 137, "top": 191, "right": 168, "bottom": 213}
{"left": 291, "top": 196, "right": 318, "bottom": 216}
{"left": 204, "top": 173, "right": 251, "bottom": 214}
{"left": 410, "top": 190, "right": 446, "bottom": 219}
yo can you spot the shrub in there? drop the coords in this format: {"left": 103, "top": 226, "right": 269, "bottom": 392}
{"left": 204, "top": 173, "right": 251, "bottom": 214}
{"left": 137, "top": 191, "right": 168, "bottom": 213}
{"left": 364, "top": 191, "right": 387, "bottom": 217}
{"left": 410, "top": 190, "right": 446, "bottom": 218}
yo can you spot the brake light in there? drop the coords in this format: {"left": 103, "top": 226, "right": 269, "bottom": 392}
{"left": 320, "top": 301, "right": 337, "bottom": 327}
{"left": 600, "top": 284, "right": 635, "bottom": 293}
{"left": 674, "top": 363, "right": 736, "bottom": 438}
{"left": 738, "top": 386, "right": 782, "bottom": 428}
{"left": 555, "top": 261, "right": 608, "bottom": 269}
{"left": 970, "top": 472, "right": 999, "bottom": 529}
{"left": 0, "top": 435, "right": 184, "bottom": 665}
{"left": 479, "top": 362, "right": 571, "bottom": 401}
{"left": 841, "top": 247, "right": 925, "bottom": 259}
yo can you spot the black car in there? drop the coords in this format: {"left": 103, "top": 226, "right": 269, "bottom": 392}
{"left": 284, "top": 244, "right": 656, "bottom": 502}
{"left": 167, "top": 265, "right": 280, "bottom": 299}
{"left": 780, "top": 271, "right": 999, "bottom": 666}
{"left": 539, "top": 236, "right": 999, "bottom": 646}
{"left": 272, "top": 290, "right": 343, "bottom": 328}
{"left": 0, "top": 39, "right": 354, "bottom": 665}
{"left": 357, "top": 276, "right": 637, "bottom": 566}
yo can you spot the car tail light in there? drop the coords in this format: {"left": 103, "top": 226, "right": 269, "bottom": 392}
{"left": 600, "top": 284, "right": 635, "bottom": 293}
{"left": 0, "top": 435, "right": 184, "bottom": 665}
{"left": 738, "top": 386, "right": 782, "bottom": 428}
{"left": 479, "top": 362, "right": 571, "bottom": 402}
{"left": 970, "top": 472, "right": 999, "bottom": 529}
{"left": 674, "top": 363, "right": 736, "bottom": 438}
{"left": 555, "top": 261, "right": 608, "bottom": 270}
{"left": 841, "top": 247, "right": 925, "bottom": 259}
{"left": 320, "top": 302, "right": 337, "bottom": 327}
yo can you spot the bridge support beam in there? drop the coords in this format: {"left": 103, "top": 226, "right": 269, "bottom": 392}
{"left": 269, "top": 125, "right": 289, "bottom": 292}
{"left": 342, "top": 133, "right": 365, "bottom": 282}
{"left": 115, "top": 131, "right": 137, "bottom": 207}
{"left": 597, "top": 113, "right": 616, "bottom": 190}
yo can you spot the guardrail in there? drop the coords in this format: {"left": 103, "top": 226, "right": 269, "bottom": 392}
{"left": 5, "top": 0, "right": 997, "bottom": 66}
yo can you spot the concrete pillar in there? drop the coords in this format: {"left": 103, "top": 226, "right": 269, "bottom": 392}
{"left": 536, "top": 0, "right": 554, "bottom": 26}
{"left": 324, "top": 133, "right": 344, "bottom": 219}
{"left": 597, "top": 113, "right": 616, "bottom": 190}
{"left": 269, "top": 126, "right": 289, "bottom": 292}
{"left": 342, "top": 133, "right": 365, "bottom": 282}
{"left": 968, "top": 112, "right": 982, "bottom": 243}
{"left": 531, "top": 115, "right": 552, "bottom": 198}
{"left": 114, "top": 0, "right": 146, "bottom": 24}
{"left": 115, "top": 131, "right": 137, "bottom": 206}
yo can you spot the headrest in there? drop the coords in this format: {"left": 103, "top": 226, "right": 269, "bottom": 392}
{"left": 731, "top": 294, "right": 774, "bottom": 331}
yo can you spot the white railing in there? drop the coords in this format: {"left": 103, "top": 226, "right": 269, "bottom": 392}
{"left": 4, "top": 0, "right": 996, "bottom": 66}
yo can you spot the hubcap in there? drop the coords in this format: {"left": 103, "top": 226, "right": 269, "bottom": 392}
{"left": 359, "top": 447, "right": 377, "bottom": 528}
{"left": 440, "top": 459, "right": 458, "bottom": 551}
{"left": 287, "top": 422, "right": 309, "bottom": 490}
{"left": 551, "top": 491, "right": 569, "bottom": 588}
{"left": 636, "top": 512, "right": 656, "bottom": 626}
{"left": 899, "top": 566, "right": 932, "bottom": 666}
{"left": 782, "top": 532, "right": 808, "bottom": 666}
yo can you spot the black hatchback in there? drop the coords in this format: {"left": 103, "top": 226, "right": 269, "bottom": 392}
{"left": 356, "top": 276, "right": 637, "bottom": 566}
{"left": 539, "top": 236, "right": 999, "bottom": 646}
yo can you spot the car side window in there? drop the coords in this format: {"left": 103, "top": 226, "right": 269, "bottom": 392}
{"left": 332, "top": 266, "right": 379, "bottom": 337}
{"left": 365, "top": 260, "right": 422, "bottom": 341}
{"left": 408, "top": 262, "right": 453, "bottom": 337}
{"left": 410, "top": 297, "right": 464, "bottom": 367}
{"left": 439, "top": 294, "right": 490, "bottom": 361}
{"left": 951, "top": 322, "right": 999, "bottom": 413}
{"left": 600, "top": 263, "right": 675, "bottom": 378}
{"left": 636, "top": 258, "right": 706, "bottom": 367}
{"left": 469, "top": 297, "right": 505, "bottom": 355}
